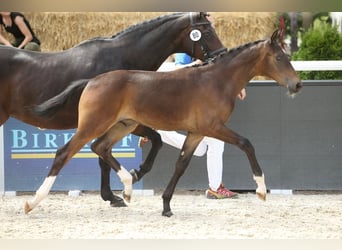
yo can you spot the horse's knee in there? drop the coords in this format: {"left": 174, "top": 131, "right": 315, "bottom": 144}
{"left": 238, "top": 137, "right": 254, "bottom": 152}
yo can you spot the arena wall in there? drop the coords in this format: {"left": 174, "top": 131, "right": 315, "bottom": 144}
{"left": 143, "top": 80, "right": 342, "bottom": 191}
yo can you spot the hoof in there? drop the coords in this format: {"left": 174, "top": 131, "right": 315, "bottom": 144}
{"left": 110, "top": 195, "right": 127, "bottom": 207}
{"left": 130, "top": 169, "right": 139, "bottom": 184}
{"left": 162, "top": 210, "right": 173, "bottom": 217}
{"left": 24, "top": 201, "right": 32, "bottom": 214}
{"left": 256, "top": 192, "right": 266, "bottom": 201}
{"left": 123, "top": 192, "right": 131, "bottom": 203}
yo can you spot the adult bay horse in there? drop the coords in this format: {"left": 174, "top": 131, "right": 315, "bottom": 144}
{"left": 0, "top": 12, "right": 226, "bottom": 207}
{"left": 27, "top": 30, "right": 302, "bottom": 216}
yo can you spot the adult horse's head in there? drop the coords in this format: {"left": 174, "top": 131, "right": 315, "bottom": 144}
{"left": 262, "top": 30, "right": 303, "bottom": 96}
{"left": 177, "top": 12, "right": 226, "bottom": 61}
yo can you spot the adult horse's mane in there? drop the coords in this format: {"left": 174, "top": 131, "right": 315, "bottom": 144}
{"left": 76, "top": 12, "right": 185, "bottom": 47}
{"left": 111, "top": 12, "right": 184, "bottom": 39}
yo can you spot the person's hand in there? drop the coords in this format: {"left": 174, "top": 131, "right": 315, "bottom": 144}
{"left": 0, "top": 34, "right": 13, "bottom": 47}
{"left": 237, "top": 88, "right": 246, "bottom": 100}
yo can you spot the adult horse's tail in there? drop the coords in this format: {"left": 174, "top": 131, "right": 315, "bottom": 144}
{"left": 32, "top": 79, "right": 89, "bottom": 119}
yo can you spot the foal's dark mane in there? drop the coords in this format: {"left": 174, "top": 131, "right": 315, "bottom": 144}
{"left": 224, "top": 39, "right": 265, "bottom": 59}
{"left": 191, "top": 39, "right": 265, "bottom": 68}
{"left": 76, "top": 13, "right": 185, "bottom": 47}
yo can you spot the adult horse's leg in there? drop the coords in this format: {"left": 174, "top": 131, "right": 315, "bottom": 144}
{"left": 98, "top": 125, "right": 162, "bottom": 207}
{"left": 162, "top": 133, "right": 203, "bottom": 217}
{"left": 98, "top": 158, "right": 127, "bottom": 207}
{"left": 130, "top": 125, "right": 163, "bottom": 183}
{"left": 0, "top": 109, "right": 9, "bottom": 126}
{"left": 211, "top": 124, "right": 267, "bottom": 200}
{"left": 92, "top": 121, "right": 139, "bottom": 203}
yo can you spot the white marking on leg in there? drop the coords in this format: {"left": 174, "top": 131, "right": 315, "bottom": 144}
{"left": 117, "top": 166, "right": 133, "bottom": 198}
{"left": 26, "top": 176, "right": 56, "bottom": 212}
{"left": 253, "top": 174, "right": 267, "bottom": 197}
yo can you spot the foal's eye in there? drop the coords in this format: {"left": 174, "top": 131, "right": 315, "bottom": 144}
{"left": 276, "top": 55, "right": 282, "bottom": 61}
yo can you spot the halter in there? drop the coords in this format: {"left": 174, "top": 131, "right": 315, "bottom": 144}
{"left": 189, "top": 12, "right": 227, "bottom": 61}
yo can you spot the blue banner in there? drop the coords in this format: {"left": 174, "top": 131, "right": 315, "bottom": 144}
{"left": 4, "top": 118, "right": 142, "bottom": 191}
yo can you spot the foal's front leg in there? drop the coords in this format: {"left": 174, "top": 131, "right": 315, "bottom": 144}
{"left": 162, "top": 133, "right": 203, "bottom": 217}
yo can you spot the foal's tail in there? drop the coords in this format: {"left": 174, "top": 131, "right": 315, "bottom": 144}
{"left": 32, "top": 79, "right": 89, "bottom": 119}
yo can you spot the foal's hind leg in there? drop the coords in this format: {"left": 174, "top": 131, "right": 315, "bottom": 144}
{"left": 25, "top": 133, "right": 91, "bottom": 213}
{"left": 130, "top": 125, "right": 163, "bottom": 183}
{"left": 162, "top": 133, "right": 203, "bottom": 217}
{"left": 91, "top": 121, "right": 138, "bottom": 203}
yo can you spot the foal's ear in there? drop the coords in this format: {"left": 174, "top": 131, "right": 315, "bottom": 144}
{"left": 271, "top": 29, "right": 281, "bottom": 44}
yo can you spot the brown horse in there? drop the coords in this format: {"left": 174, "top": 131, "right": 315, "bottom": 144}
{"left": 0, "top": 12, "right": 226, "bottom": 207}
{"left": 27, "top": 30, "right": 302, "bottom": 216}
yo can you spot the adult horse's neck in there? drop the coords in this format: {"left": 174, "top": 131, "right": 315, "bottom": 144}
{"left": 114, "top": 13, "right": 195, "bottom": 70}
{"left": 79, "top": 13, "right": 191, "bottom": 71}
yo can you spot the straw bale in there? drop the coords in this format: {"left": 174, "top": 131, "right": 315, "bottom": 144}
{"left": 18, "top": 12, "right": 276, "bottom": 52}
{"left": 212, "top": 12, "right": 277, "bottom": 48}
{"left": 211, "top": 12, "right": 277, "bottom": 80}
{"left": 23, "top": 12, "right": 166, "bottom": 51}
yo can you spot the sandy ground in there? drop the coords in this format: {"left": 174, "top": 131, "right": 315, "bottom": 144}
{"left": 1, "top": 190, "right": 342, "bottom": 239}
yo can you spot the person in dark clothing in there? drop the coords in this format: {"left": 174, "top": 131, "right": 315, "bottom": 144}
{"left": 0, "top": 12, "right": 41, "bottom": 51}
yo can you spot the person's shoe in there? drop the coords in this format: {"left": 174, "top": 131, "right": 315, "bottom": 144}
{"left": 138, "top": 137, "right": 149, "bottom": 148}
{"left": 205, "top": 184, "right": 238, "bottom": 199}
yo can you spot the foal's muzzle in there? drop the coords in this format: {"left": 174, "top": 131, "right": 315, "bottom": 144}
{"left": 288, "top": 81, "right": 303, "bottom": 96}
{"left": 294, "top": 81, "right": 303, "bottom": 92}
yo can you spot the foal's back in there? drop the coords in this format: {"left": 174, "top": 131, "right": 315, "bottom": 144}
{"left": 81, "top": 67, "right": 218, "bottom": 131}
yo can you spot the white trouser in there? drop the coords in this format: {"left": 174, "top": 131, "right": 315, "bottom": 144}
{"left": 157, "top": 130, "right": 224, "bottom": 191}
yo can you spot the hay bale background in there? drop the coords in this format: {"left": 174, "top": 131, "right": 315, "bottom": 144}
{"left": 214, "top": 12, "right": 277, "bottom": 48}
{"left": 14, "top": 12, "right": 277, "bottom": 52}
{"left": 23, "top": 12, "right": 166, "bottom": 51}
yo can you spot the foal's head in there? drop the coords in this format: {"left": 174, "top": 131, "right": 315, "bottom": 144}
{"left": 263, "top": 30, "right": 302, "bottom": 96}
